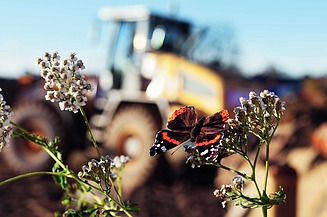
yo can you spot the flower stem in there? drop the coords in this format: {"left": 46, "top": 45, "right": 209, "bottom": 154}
{"left": 79, "top": 107, "right": 101, "bottom": 158}
{"left": 263, "top": 120, "right": 279, "bottom": 192}
{"left": 207, "top": 161, "right": 251, "bottom": 180}
{"left": 248, "top": 158, "right": 262, "bottom": 198}
{"left": 43, "top": 146, "right": 67, "bottom": 169}
{"left": 10, "top": 122, "right": 67, "bottom": 170}
{"left": 263, "top": 142, "right": 270, "bottom": 192}
{"left": 262, "top": 206, "right": 268, "bottom": 217}
{"left": 0, "top": 171, "right": 59, "bottom": 186}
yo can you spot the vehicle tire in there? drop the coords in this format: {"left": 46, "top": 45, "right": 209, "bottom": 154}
{"left": 104, "top": 105, "right": 159, "bottom": 195}
{"left": 2, "top": 102, "right": 65, "bottom": 173}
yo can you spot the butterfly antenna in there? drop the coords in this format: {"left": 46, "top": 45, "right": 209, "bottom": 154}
{"left": 171, "top": 139, "right": 191, "bottom": 155}
{"left": 170, "top": 144, "right": 184, "bottom": 155}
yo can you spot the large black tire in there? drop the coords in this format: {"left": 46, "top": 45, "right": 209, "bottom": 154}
{"left": 104, "top": 105, "right": 159, "bottom": 195}
{"left": 2, "top": 102, "right": 64, "bottom": 173}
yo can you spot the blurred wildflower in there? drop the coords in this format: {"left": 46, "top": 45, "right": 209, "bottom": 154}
{"left": 74, "top": 155, "right": 135, "bottom": 216}
{"left": 78, "top": 156, "right": 114, "bottom": 182}
{"left": 214, "top": 176, "right": 253, "bottom": 209}
{"left": 213, "top": 184, "right": 233, "bottom": 208}
{"left": 78, "top": 155, "right": 129, "bottom": 192}
{"left": 36, "top": 52, "right": 93, "bottom": 113}
{"left": 0, "top": 88, "right": 13, "bottom": 151}
{"left": 232, "top": 90, "right": 285, "bottom": 140}
{"left": 214, "top": 178, "right": 286, "bottom": 210}
{"left": 113, "top": 155, "right": 130, "bottom": 168}
{"left": 233, "top": 175, "right": 245, "bottom": 191}
{"left": 235, "top": 90, "right": 286, "bottom": 120}
{"left": 260, "top": 90, "right": 286, "bottom": 118}
{"left": 211, "top": 90, "right": 286, "bottom": 212}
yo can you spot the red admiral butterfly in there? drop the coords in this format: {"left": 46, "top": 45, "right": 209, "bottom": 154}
{"left": 149, "top": 106, "right": 229, "bottom": 158}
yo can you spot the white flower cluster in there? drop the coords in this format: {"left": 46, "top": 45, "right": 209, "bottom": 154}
{"left": 0, "top": 89, "right": 14, "bottom": 151}
{"left": 78, "top": 155, "right": 130, "bottom": 185}
{"left": 37, "top": 52, "right": 93, "bottom": 113}
{"left": 213, "top": 176, "right": 245, "bottom": 208}
{"left": 213, "top": 183, "right": 233, "bottom": 208}
{"left": 259, "top": 90, "right": 286, "bottom": 117}
{"left": 232, "top": 175, "right": 245, "bottom": 191}
{"left": 112, "top": 155, "right": 130, "bottom": 168}
{"left": 234, "top": 90, "right": 285, "bottom": 124}
{"left": 78, "top": 155, "right": 114, "bottom": 182}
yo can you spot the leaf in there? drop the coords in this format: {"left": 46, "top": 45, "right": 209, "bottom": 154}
{"left": 52, "top": 164, "right": 68, "bottom": 189}
{"left": 62, "top": 209, "right": 83, "bottom": 217}
{"left": 84, "top": 205, "right": 98, "bottom": 214}
{"left": 125, "top": 200, "right": 141, "bottom": 212}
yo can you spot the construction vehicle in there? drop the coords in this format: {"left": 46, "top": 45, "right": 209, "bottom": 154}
{"left": 0, "top": 5, "right": 225, "bottom": 194}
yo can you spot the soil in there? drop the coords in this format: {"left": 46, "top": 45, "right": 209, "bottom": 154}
{"left": 0, "top": 157, "right": 227, "bottom": 217}
{"left": 0, "top": 174, "right": 64, "bottom": 217}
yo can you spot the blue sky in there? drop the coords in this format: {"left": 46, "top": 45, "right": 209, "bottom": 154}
{"left": 1, "top": 1, "right": 327, "bottom": 78}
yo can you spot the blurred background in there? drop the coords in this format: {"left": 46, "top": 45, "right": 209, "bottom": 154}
{"left": 1, "top": 1, "right": 327, "bottom": 216}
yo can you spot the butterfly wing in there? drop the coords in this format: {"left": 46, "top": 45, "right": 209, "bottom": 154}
{"left": 195, "top": 133, "right": 224, "bottom": 147}
{"left": 150, "top": 130, "right": 190, "bottom": 156}
{"left": 201, "top": 109, "right": 229, "bottom": 133}
{"left": 195, "top": 109, "right": 229, "bottom": 160}
{"left": 167, "top": 106, "right": 197, "bottom": 131}
{"left": 192, "top": 109, "right": 228, "bottom": 142}
{"left": 150, "top": 106, "right": 197, "bottom": 156}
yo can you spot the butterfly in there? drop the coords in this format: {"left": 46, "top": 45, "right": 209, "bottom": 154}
{"left": 149, "top": 106, "right": 229, "bottom": 159}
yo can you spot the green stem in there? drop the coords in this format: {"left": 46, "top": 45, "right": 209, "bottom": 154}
{"left": 10, "top": 121, "right": 26, "bottom": 133}
{"left": 118, "top": 167, "right": 123, "bottom": 197}
{"left": 43, "top": 146, "right": 67, "bottom": 169}
{"left": 10, "top": 114, "right": 132, "bottom": 216}
{"left": 108, "top": 175, "right": 124, "bottom": 205}
{"left": 79, "top": 107, "right": 101, "bottom": 158}
{"left": 206, "top": 161, "right": 251, "bottom": 180}
{"left": 253, "top": 140, "right": 262, "bottom": 169}
{"left": 105, "top": 169, "right": 125, "bottom": 207}
{"left": 0, "top": 171, "right": 59, "bottom": 186}
{"left": 69, "top": 173, "right": 132, "bottom": 216}
{"left": 124, "top": 210, "right": 133, "bottom": 217}
{"left": 10, "top": 129, "right": 66, "bottom": 171}
{"left": 245, "top": 154, "right": 262, "bottom": 198}
{"left": 252, "top": 171, "right": 262, "bottom": 198}
{"left": 249, "top": 129, "right": 265, "bottom": 196}
{"left": 232, "top": 146, "right": 262, "bottom": 198}
{"left": 263, "top": 120, "right": 279, "bottom": 192}
{"left": 263, "top": 141, "right": 270, "bottom": 192}
{"left": 0, "top": 171, "right": 133, "bottom": 216}
{"left": 262, "top": 206, "right": 268, "bottom": 217}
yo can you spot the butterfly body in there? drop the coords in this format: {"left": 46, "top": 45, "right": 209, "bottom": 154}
{"left": 149, "top": 106, "right": 229, "bottom": 157}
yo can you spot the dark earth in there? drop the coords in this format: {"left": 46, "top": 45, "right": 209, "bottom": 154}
{"left": 0, "top": 155, "right": 227, "bottom": 217}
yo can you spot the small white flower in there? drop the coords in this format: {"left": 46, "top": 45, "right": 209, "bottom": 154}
{"left": 239, "top": 97, "right": 247, "bottom": 106}
{"left": 232, "top": 175, "right": 245, "bottom": 191}
{"left": 260, "top": 89, "right": 276, "bottom": 99}
{"left": 0, "top": 89, "right": 14, "bottom": 152}
{"left": 36, "top": 52, "right": 93, "bottom": 113}
{"left": 249, "top": 91, "right": 257, "bottom": 99}
{"left": 234, "top": 106, "right": 246, "bottom": 114}
{"left": 221, "top": 201, "right": 227, "bottom": 208}
{"left": 113, "top": 155, "right": 130, "bottom": 168}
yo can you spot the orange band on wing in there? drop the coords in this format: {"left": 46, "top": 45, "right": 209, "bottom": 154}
{"left": 162, "top": 131, "right": 181, "bottom": 145}
{"left": 196, "top": 134, "right": 222, "bottom": 147}
{"left": 220, "top": 109, "right": 229, "bottom": 122}
{"left": 168, "top": 107, "right": 189, "bottom": 122}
